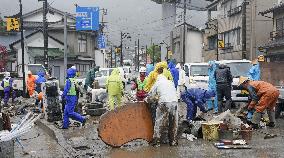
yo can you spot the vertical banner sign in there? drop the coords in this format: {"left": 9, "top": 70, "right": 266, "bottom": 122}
{"left": 98, "top": 35, "right": 106, "bottom": 49}
{"left": 76, "top": 7, "right": 99, "bottom": 31}
{"left": 6, "top": 18, "right": 20, "bottom": 31}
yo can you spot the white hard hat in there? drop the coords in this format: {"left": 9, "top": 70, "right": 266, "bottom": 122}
{"left": 28, "top": 71, "right": 32, "bottom": 75}
{"left": 139, "top": 67, "right": 146, "bottom": 73}
{"left": 71, "top": 66, "right": 76, "bottom": 70}
{"left": 4, "top": 72, "right": 10, "bottom": 77}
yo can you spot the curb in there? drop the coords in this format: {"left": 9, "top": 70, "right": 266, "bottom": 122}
{"left": 36, "top": 119, "right": 78, "bottom": 157}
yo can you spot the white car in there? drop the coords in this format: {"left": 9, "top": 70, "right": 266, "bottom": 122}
{"left": 94, "top": 68, "right": 126, "bottom": 88}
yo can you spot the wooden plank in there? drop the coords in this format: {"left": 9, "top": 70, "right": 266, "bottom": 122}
{"left": 98, "top": 102, "right": 154, "bottom": 147}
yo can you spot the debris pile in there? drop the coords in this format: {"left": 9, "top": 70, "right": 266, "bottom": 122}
{"left": 43, "top": 81, "right": 62, "bottom": 122}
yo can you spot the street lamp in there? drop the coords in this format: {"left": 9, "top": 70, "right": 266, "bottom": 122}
{"left": 205, "top": 23, "right": 219, "bottom": 61}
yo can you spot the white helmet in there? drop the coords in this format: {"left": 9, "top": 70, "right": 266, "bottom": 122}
{"left": 4, "top": 72, "right": 10, "bottom": 78}
{"left": 139, "top": 67, "right": 146, "bottom": 73}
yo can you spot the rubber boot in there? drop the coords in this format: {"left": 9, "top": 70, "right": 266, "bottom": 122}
{"left": 267, "top": 110, "right": 276, "bottom": 127}
{"left": 251, "top": 112, "right": 261, "bottom": 125}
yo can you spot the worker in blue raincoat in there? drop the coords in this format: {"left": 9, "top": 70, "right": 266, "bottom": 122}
{"left": 1, "top": 72, "right": 13, "bottom": 107}
{"left": 146, "top": 64, "right": 154, "bottom": 76}
{"left": 168, "top": 61, "right": 179, "bottom": 88}
{"left": 246, "top": 59, "right": 260, "bottom": 121}
{"left": 207, "top": 61, "right": 218, "bottom": 113}
{"left": 62, "top": 68, "right": 86, "bottom": 129}
{"left": 181, "top": 88, "right": 216, "bottom": 121}
{"left": 35, "top": 71, "right": 46, "bottom": 111}
{"left": 248, "top": 59, "right": 260, "bottom": 81}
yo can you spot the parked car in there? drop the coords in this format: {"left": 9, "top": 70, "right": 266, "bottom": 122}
{"left": 94, "top": 68, "right": 126, "bottom": 88}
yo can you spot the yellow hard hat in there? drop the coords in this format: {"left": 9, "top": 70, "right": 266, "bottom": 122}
{"left": 238, "top": 76, "right": 249, "bottom": 86}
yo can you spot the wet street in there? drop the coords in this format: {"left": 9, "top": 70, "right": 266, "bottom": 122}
{"left": 12, "top": 102, "right": 284, "bottom": 158}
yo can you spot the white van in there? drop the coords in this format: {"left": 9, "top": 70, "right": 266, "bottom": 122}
{"left": 184, "top": 63, "right": 209, "bottom": 89}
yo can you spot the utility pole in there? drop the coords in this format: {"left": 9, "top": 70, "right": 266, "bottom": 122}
{"left": 145, "top": 45, "right": 147, "bottom": 64}
{"left": 39, "top": 0, "right": 49, "bottom": 69}
{"left": 137, "top": 38, "right": 140, "bottom": 71}
{"left": 19, "top": 0, "right": 26, "bottom": 97}
{"left": 134, "top": 40, "right": 137, "bottom": 71}
{"left": 182, "top": 0, "right": 188, "bottom": 64}
{"left": 114, "top": 47, "right": 117, "bottom": 67}
{"left": 120, "top": 32, "right": 123, "bottom": 67}
{"left": 110, "top": 46, "right": 113, "bottom": 68}
{"left": 64, "top": 13, "right": 67, "bottom": 79}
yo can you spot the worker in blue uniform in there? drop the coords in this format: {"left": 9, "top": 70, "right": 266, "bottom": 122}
{"left": 181, "top": 88, "right": 216, "bottom": 121}
{"left": 168, "top": 61, "right": 179, "bottom": 89}
{"left": 62, "top": 68, "right": 86, "bottom": 129}
{"left": 207, "top": 61, "right": 218, "bottom": 113}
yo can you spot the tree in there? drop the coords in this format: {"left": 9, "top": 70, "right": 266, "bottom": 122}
{"left": 147, "top": 45, "right": 161, "bottom": 64}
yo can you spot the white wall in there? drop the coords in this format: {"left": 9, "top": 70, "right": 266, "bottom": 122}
{"left": 24, "top": 12, "right": 75, "bottom": 23}
{"left": 185, "top": 31, "right": 203, "bottom": 63}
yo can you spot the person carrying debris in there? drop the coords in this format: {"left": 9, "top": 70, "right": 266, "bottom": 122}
{"left": 148, "top": 67, "right": 178, "bottom": 146}
{"left": 106, "top": 68, "right": 123, "bottom": 110}
{"left": 131, "top": 67, "right": 148, "bottom": 101}
{"left": 207, "top": 61, "right": 218, "bottom": 113}
{"left": 239, "top": 77, "right": 280, "bottom": 128}
{"left": 181, "top": 88, "right": 215, "bottom": 121}
{"left": 35, "top": 71, "right": 46, "bottom": 111}
{"left": 246, "top": 59, "right": 261, "bottom": 122}
{"left": 62, "top": 68, "right": 86, "bottom": 129}
{"left": 176, "top": 63, "right": 186, "bottom": 100}
{"left": 27, "top": 71, "right": 36, "bottom": 97}
{"left": 1, "top": 72, "right": 13, "bottom": 107}
{"left": 214, "top": 61, "right": 233, "bottom": 113}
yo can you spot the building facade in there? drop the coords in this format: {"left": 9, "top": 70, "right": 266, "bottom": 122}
{"left": 259, "top": 0, "right": 284, "bottom": 62}
{"left": 203, "top": 0, "right": 277, "bottom": 61}
{"left": 170, "top": 23, "right": 203, "bottom": 63}
{"left": 1, "top": 6, "right": 102, "bottom": 86}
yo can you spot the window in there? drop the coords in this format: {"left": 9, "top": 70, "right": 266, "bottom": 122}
{"left": 276, "top": 18, "right": 284, "bottom": 38}
{"left": 208, "top": 35, "right": 217, "bottom": 50}
{"left": 236, "top": 28, "right": 241, "bottom": 45}
{"left": 78, "top": 34, "right": 87, "bottom": 53}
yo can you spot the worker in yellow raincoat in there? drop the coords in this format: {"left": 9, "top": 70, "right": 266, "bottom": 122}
{"left": 106, "top": 68, "right": 124, "bottom": 110}
{"left": 145, "top": 62, "right": 173, "bottom": 92}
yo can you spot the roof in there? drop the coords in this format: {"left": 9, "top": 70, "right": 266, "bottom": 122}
{"left": 10, "top": 30, "right": 64, "bottom": 48}
{"left": 259, "top": 3, "right": 284, "bottom": 15}
{"left": 23, "top": 5, "right": 75, "bottom": 20}
{"left": 175, "top": 22, "right": 201, "bottom": 32}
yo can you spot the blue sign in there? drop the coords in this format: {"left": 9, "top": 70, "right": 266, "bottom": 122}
{"left": 98, "top": 35, "right": 106, "bottom": 49}
{"left": 76, "top": 7, "right": 99, "bottom": 31}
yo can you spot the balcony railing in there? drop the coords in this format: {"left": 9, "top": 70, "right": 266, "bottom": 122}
{"left": 227, "top": 6, "right": 242, "bottom": 17}
{"left": 270, "top": 31, "right": 284, "bottom": 40}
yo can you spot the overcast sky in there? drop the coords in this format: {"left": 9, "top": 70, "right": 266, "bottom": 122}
{"left": 0, "top": 0, "right": 207, "bottom": 47}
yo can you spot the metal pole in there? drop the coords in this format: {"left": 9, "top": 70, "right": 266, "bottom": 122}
{"left": 120, "top": 32, "right": 123, "bottom": 67}
{"left": 182, "top": 0, "right": 187, "bottom": 64}
{"left": 19, "top": 0, "right": 26, "bottom": 97}
{"left": 134, "top": 40, "right": 137, "bottom": 71}
{"left": 43, "top": 0, "right": 48, "bottom": 69}
{"left": 64, "top": 13, "right": 67, "bottom": 79}
{"left": 110, "top": 46, "right": 113, "bottom": 68}
{"left": 137, "top": 38, "right": 140, "bottom": 71}
{"left": 114, "top": 48, "right": 117, "bottom": 67}
{"left": 145, "top": 45, "right": 147, "bottom": 64}
{"left": 216, "top": 27, "right": 219, "bottom": 61}
{"left": 152, "top": 43, "right": 155, "bottom": 65}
